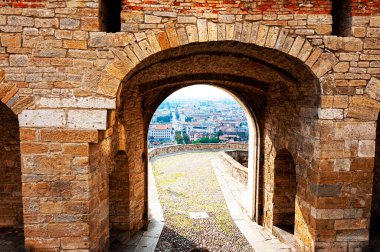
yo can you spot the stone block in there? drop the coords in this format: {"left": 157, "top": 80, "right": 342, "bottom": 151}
{"left": 311, "top": 53, "right": 338, "bottom": 78}
{"left": 323, "top": 36, "right": 342, "bottom": 51}
{"left": 178, "top": 16, "right": 196, "bottom": 24}
{"left": 207, "top": 22, "right": 218, "bottom": 41}
{"left": 241, "top": 21, "right": 252, "bottom": 43}
{"left": 342, "top": 37, "right": 363, "bottom": 51}
{"left": 307, "top": 15, "right": 332, "bottom": 25}
{"left": 68, "top": 110, "right": 107, "bottom": 130}
{"left": 334, "top": 219, "right": 367, "bottom": 230}
{"left": 9, "top": 54, "right": 28, "bottom": 66}
{"left": 61, "top": 237, "right": 90, "bottom": 250}
{"left": 334, "top": 159, "right": 350, "bottom": 172}
{"left": 288, "top": 36, "right": 305, "bottom": 57}
{"left": 145, "top": 14, "right": 162, "bottom": 24}
{"left": 225, "top": 24, "right": 234, "bottom": 40}
{"left": 156, "top": 32, "right": 170, "bottom": 50}
{"left": 1, "top": 34, "right": 21, "bottom": 48}
{"left": 336, "top": 229, "right": 369, "bottom": 242}
{"left": 333, "top": 62, "right": 350, "bottom": 73}
{"left": 312, "top": 208, "right": 344, "bottom": 220}
{"left": 365, "top": 77, "right": 380, "bottom": 101}
{"left": 318, "top": 108, "right": 343, "bottom": 120}
{"left": 40, "top": 129, "right": 98, "bottom": 143}
{"left": 48, "top": 223, "right": 89, "bottom": 237}
{"left": 217, "top": 23, "right": 226, "bottom": 41}
{"left": 60, "top": 18, "right": 80, "bottom": 30}
{"left": 310, "top": 183, "right": 341, "bottom": 197}
{"left": 186, "top": 25, "right": 198, "bottom": 43}
{"left": 367, "top": 28, "right": 380, "bottom": 37}
{"left": 19, "top": 109, "right": 66, "bottom": 128}
{"left": 20, "top": 143, "right": 49, "bottom": 154}
{"left": 35, "top": 97, "right": 116, "bottom": 109}
{"left": 256, "top": 24, "right": 269, "bottom": 46}
{"left": 265, "top": 26, "right": 279, "bottom": 48}
{"left": 8, "top": 16, "right": 34, "bottom": 26}
{"left": 197, "top": 19, "right": 208, "bottom": 42}
{"left": 233, "top": 22, "right": 242, "bottom": 41}
{"left": 370, "top": 16, "right": 380, "bottom": 27}
{"left": 218, "top": 14, "right": 235, "bottom": 24}
{"left": 89, "top": 32, "right": 109, "bottom": 47}
{"left": 358, "top": 140, "right": 375, "bottom": 158}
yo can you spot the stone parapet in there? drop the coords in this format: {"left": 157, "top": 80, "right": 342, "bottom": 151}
{"left": 218, "top": 151, "right": 248, "bottom": 186}
{"left": 148, "top": 143, "right": 248, "bottom": 159}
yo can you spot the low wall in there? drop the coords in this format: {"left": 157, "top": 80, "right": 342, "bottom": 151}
{"left": 219, "top": 151, "right": 248, "bottom": 186}
{"left": 225, "top": 150, "right": 249, "bottom": 167}
{"left": 148, "top": 143, "right": 248, "bottom": 159}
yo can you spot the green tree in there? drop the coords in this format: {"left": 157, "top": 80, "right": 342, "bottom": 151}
{"left": 183, "top": 133, "right": 191, "bottom": 144}
{"left": 192, "top": 140, "right": 201, "bottom": 144}
{"left": 175, "top": 131, "right": 183, "bottom": 144}
{"left": 210, "top": 136, "right": 219, "bottom": 143}
{"left": 216, "top": 130, "right": 223, "bottom": 138}
{"left": 200, "top": 137, "right": 210, "bottom": 143}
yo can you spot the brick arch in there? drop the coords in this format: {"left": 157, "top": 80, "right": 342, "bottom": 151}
{"left": 0, "top": 70, "right": 34, "bottom": 115}
{"left": 101, "top": 21, "right": 339, "bottom": 251}
{"left": 96, "top": 21, "right": 338, "bottom": 99}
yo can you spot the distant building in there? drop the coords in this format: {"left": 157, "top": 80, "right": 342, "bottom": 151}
{"left": 148, "top": 124, "right": 175, "bottom": 142}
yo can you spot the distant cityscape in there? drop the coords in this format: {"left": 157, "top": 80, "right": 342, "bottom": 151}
{"left": 148, "top": 97, "right": 249, "bottom": 148}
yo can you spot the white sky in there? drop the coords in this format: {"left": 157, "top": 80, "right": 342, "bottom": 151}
{"left": 166, "top": 85, "right": 232, "bottom": 100}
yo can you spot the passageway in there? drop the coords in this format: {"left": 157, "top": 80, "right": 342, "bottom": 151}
{"left": 0, "top": 103, "right": 23, "bottom": 251}
{"left": 111, "top": 151, "right": 293, "bottom": 252}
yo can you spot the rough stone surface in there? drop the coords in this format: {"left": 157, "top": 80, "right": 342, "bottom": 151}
{"left": 0, "top": 1, "right": 379, "bottom": 251}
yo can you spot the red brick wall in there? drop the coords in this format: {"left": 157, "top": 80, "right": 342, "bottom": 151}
{"left": 0, "top": 0, "right": 46, "bottom": 8}
{"left": 121, "top": 0, "right": 379, "bottom": 15}
{"left": 0, "top": 104, "right": 22, "bottom": 227}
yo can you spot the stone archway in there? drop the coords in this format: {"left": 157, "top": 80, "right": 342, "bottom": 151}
{"left": 102, "top": 21, "right": 324, "bottom": 248}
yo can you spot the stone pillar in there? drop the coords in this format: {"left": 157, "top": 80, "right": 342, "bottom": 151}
{"left": 311, "top": 120, "right": 376, "bottom": 251}
{"left": 19, "top": 103, "right": 113, "bottom": 251}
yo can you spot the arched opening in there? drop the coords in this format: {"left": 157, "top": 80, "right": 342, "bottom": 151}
{"left": 370, "top": 112, "right": 380, "bottom": 248}
{"left": 106, "top": 41, "right": 320, "bottom": 250}
{"left": 0, "top": 103, "right": 23, "bottom": 250}
{"left": 272, "top": 149, "right": 296, "bottom": 240}
{"left": 99, "top": 0, "right": 121, "bottom": 32}
{"left": 331, "top": 0, "right": 352, "bottom": 36}
{"left": 145, "top": 84, "right": 258, "bottom": 251}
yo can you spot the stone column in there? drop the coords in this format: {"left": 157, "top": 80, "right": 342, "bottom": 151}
{"left": 310, "top": 119, "right": 376, "bottom": 250}
{"left": 19, "top": 99, "right": 114, "bottom": 251}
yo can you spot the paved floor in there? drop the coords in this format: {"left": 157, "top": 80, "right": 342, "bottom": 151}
{"left": 113, "top": 152, "right": 291, "bottom": 252}
{"left": 152, "top": 152, "right": 253, "bottom": 252}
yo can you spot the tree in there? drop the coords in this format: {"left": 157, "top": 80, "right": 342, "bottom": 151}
{"left": 216, "top": 130, "right": 223, "bottom": 138}
{"left": 200, "top": 137, "right": 210, "bottom": 143}
{"left": 192, "top": 140, "right": 201, "bottom": 144}
{"left": 210, "top": 136, "right": 219, "bottom": 143}
{"left": 175, "top": 131, "right": 183, "bottom": 144}
{"left": 183, "top": 133, "right": 191, "bottom": 144}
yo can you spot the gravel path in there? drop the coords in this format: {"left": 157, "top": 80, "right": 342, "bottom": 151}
{"left": 152, "top": 152, "right": 253, "bottom": 252}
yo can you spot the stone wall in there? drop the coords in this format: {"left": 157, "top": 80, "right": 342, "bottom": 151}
{"left": 225, "top": 150, "right": 249, "bottom": 167}
{"left": 148, "top": 143, "right": 248, "bottom": 159}
{"left": 0, "top": 104, "right": 22, "bottom": 228}
{"left": 219, "top": 151, "right": 248, "bottom": 186}
{"left": 0, "top": 0, "right": 379, "bottom": 251}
